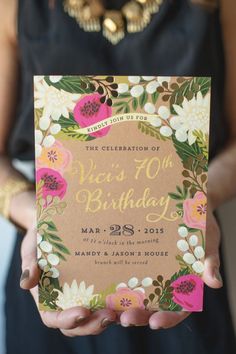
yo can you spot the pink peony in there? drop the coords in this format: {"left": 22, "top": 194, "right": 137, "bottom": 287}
{"left": 172, "top": 274, "right": 204, "bottom": 311}
{"left": 73, "top": 93, "right": 112, "bottom": 138}
{"left": 106, "top": 287, "right": 146, "bottom": 312}
{"left": 37, "top": 141, "right": 72, "bottom": 173}
{"left": 183, "top": 191, "right": 207, "bottom": 230}
{"left": 36, "top": 168, "right": 67, "bottom": 200}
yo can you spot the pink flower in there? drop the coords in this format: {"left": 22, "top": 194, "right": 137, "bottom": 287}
{"left": 183, "top": 191, "right": 207, "bottom": 230}
{"left": 106, "top": 287, "right": 146, "bottom": 312}
{"left": 172, "top": 274, "right": 204, "bottom": 311}
{"left": 36, "top": 168, "right": 67, "bottom": 200}
{"left": 37, "top": 141, "right": 72, "bottom": 173}
{"left": 73, "top": 93, "right": 112, "bottom": 138}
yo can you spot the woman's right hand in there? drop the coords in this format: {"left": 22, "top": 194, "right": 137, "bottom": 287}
{"left": 12, "top": 190, "right": 116, "bottom": 336}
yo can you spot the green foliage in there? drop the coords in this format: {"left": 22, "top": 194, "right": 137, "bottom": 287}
{"left": 89, "top": 284, "right": 117, "bottom": 311}
{"left": 193, "top": 130, "right": 209, "bottom": 160}
{"left": 44, "top": 76, "right": 92, "bottom": 94}
{"left": 169, "top": 185, "right": 188, "bottom": 201}
{"left": 169, "top": 77, "right": 211, "bottom": 114}
{"left": 58, "top": 114, "right": 95, "bottom": 141}
{"left": 170, "top": 267, "right": 191, "bottom": 282}
{"left": 138, "top": 122, "right": 169, "bottom": 141}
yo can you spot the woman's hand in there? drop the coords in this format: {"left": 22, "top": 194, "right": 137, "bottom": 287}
{"left": 16, "top": 190, "right": 116, "bottom": 336}
{"left": 119, "top": 198, "right": 223, "bottom": 329}
{"left": 20, "top": 225, "right": 117, "bottom": 336}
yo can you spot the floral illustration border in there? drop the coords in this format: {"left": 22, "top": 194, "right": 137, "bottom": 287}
{"left": 34, "top": 75, "right": 210, "bottom": 312}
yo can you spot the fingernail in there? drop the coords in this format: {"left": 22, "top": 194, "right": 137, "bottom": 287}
{"left": 101, "top": 318, "right": 115, "bottom": 328}
{"left": 20, "top": 269, "right": 30, "bottom": 284}
{"left": 76, "top": 316, "right": 87, "bottom": 325}
{"left": 214, "top": 268, "right": 223, "bottom": 284}
{"left": 121, "top": 322, "right": 133, "bottom": 327}
{"left": 150, "top": 324, "right": 163, "bottom": 330}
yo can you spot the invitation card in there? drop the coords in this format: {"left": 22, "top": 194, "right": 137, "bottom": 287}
{"left": 34, "top": 75, "right": 211, "bottom": 312}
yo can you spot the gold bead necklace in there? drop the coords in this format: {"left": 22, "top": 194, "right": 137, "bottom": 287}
{"left": 64, "top": 0, "right": 164, "bottom": 45}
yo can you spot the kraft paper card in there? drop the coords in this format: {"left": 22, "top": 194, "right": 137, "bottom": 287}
{"left": 34, "top": 75, "right": 211, "bottom": 312}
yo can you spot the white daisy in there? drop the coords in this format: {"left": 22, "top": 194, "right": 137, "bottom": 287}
{"left": 34, "top": 79, "right": 80, "bottom": 120}
{"left": 172, "top": 92, "right": 210, "bottom": 145}
{"left": 55, "top": 280, "right": 95, "bottom": 310}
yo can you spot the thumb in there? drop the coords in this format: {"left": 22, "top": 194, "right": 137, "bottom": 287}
{"left": 202, "top": 211, "right": 223, "bottom": 289}
{"left": 20, "top": 226, "right": 40, "bottom": 290}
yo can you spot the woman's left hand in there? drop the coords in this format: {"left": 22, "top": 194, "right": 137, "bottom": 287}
{"left": 119, "top": 198, "right": 223, "bottom": 329}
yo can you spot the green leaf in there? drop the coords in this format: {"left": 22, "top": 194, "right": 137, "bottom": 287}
{"left": 54, "top": 251, "right": 67, "bottom": 261}
{"left": 118, "top": 92, "right": 131, "bottom": 99}
{"left": 151, "top": 91, "right": 159, "bottom": 104}
{"left": 172, "top": 134, "right": 204, "bottom": 167}
{"left": 132, "top": 97, "right": 138, "bottom": 111}
{"left": 51, "top": 242, "right": 70, "bottom": 255}
{"left": 139, "top": 91, "right": 148, "bottom": 108}
{"left": 168, "top": 192, "right": 183, "bottom": 200}
{"left": 45, "top": 221, "right": 57, "bottom": 231}
{"left": 46, "top": 233, "right": 62, "bottom": 242}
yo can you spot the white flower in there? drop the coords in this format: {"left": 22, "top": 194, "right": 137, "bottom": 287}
{"left": 50, "top": 267, "right": 60, "bottom": 278}
{"left": 50, "top": 123, "right": 61, "bottom": 135}
{"left": 192, "top": 261, "right": 205, "bottom": 273}
{"left": 35, "top": 79, "right": 80, "bottom": 120}
{"left": 116, "top": 282, "right": 127, "bottom": 290}
{"left": 189, "top": 235, "right": 198, "bottom": 246}
{"left": 178, "top": 226, "right": 188, "bottom": 238}
{"left": 141, "top": 277, "right": 153, "bottom": 287}
{"left": 144, "top": 102, "right": 155, "bottom": 114}
{"left": 47, "top": 253, "right": 60, "bottom": 266}
{"left": 194, "top": 246, "right": 205, "bottom": 259}
{"left": 133, "top": 287, "right": 145, "bottom": 293}
{"left": 39, "top": 116, "right": 51, "bottom": 131}
{"left": 175, "top": 129, "right": 188, "bottom": 142}
{"left": 35, "top": 144, "right": 42, "bottom": 158}
{"left": 177, "top": 239, "right": 189, "bottom": 252}
{"left": 37, "top": 247, "right": 42, "bottom": 259}
{"left": 43, "top": 135, "right": 55, "bottom": 148}
{"left": 35, "top": 130, "right": 43, "bottom": 144}
{"left": 117, "top": 83, "right": 129, "bottom": 94}
{"left": 130, "top": 85, "right": 144, "bottom": 97}
{"left": 38, "top": 258, "right": 48, "bottom": 270}
{"left": 146, "top": 80, "right": 159, "bottom": 94}
{"left": 142, "top": 76, "right": 155, "bottom": 81}
{"left": 37, "top": 233, "right": 42, "bottom": 244}
{"left": 183, "top": 253, "right": 196, "bottom": 265}
{"left": 128, "top": 277, "right": 139, "bottom": 288}
{"left": 169, "top": 116, "right": 182, "bottom": 130}
{"left": 128, "top": 76, "right": 140, "bottom": 84}
{"left": 148, "top": 116, "right": 162, "bottom": 127}
{"left": 40, "top": 241, "right": 53, "bottom": 253}
{"left": 49, "top": 75, "right": 63, "bottom": 83}
{"left": 160, "top": 126, "right": 172, "bottom": 137}
{"left": 55, "top": 280, "right": 95, "bottom": 310}
{"left": 173, "top": 92, "right": 210, "bottom": 145}
{"left": 158, "top": 106, "right": 170, "bottom": 120}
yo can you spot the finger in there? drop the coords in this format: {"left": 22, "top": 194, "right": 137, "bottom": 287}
{"left": 30, "top": 287, "right": 92, "bottom": 330}
{"left": 60, "top": 309, "right": 116, "bottom": 337}
{"left": 202, "top": 212, "right": 223, "bottom": 289}
{"left": 20, "top": 227, "right": 40, "bottom": 289}
{"left": 120, "top": 308, "right": 152, "bottom": 327}
{"left": 149, "top": 311, "right": 190, "bottom": 330}
{"left": 41, "top": 307, "right": 92, "bottom": 330}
